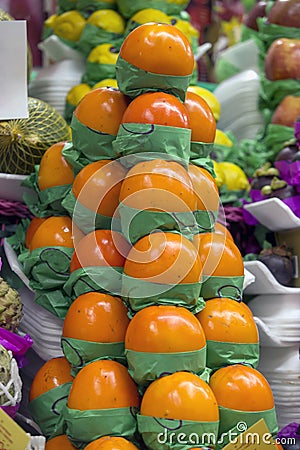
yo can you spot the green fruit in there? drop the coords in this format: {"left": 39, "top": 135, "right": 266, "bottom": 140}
{"left": 0, "top": 277, "right": 22, "bottom": 332}
{"left": 0, "top": 344, "right": 14, "bottom": 405}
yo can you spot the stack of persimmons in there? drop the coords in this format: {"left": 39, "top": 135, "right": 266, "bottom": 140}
{"left": 13, "top": 22, "right": 281, "bottom": 450}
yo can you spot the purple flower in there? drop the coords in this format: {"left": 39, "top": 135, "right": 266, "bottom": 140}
{"left": 278, "top": 422, "right": 300, "bottom": 439}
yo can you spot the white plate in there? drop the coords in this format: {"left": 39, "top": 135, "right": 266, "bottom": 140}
{"left": 4, "top": 240, "right": 32, "bottom": 290}
{"left": 0, "top": 173, "right": 32, "bottom": 202}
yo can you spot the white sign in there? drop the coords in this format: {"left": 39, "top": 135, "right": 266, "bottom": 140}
{"left": 0, "top": 20, "right": 28, "bottom": 120}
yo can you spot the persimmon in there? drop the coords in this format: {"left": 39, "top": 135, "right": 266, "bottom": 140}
{"left": 184, "top": 91, "right": 216, "bottom": 143}
{"left": 25, "top": 217, "right": 47, "bottom": 248}
{"left": 119, "top": 159, "right": 196, "bottom": 212}
{"left": 140, "top": 371, "right": 219, "bottom": 422}
{"left": 70, "top": 229, "right": 130, "bottom": 272}
{"left": 196, "top": 298, "right": 259, "bottom": 343}
{"left": 125, "top": 305, "right": 206, "bottom": 352}
{"left": 29, "top": 216, "right": 74, "bottom": 252}
{"left": 29, "top": 357, "right": 73, "bottom": 402}
{"left": 67, "top": 360, "right": 140, "bottom": 410}
{"left": 121, "top": 92, "right": 190, "bottom": 128}
{"left": 85, "top": 436, "right": 138, "bottom": 449}
{"left": 187, "top": 85, "right": 221, "bottom": 122}
{"left": 119, "top": 22, "right": 194, "bottom": 76}
{"left": 38, "top": 142, "right": 74, "bottom": 191}
{"left": 62, "top": 292, "right": 130, "bottom": 342}
{"left": 214, "top": 222, "right": 233, "bottom": 240}
{"left": 72, "top": 160, "right": 126, "bottom": 216}
{"left": 45, "top": 435, "right": 76, "bottom": 449}
{"left": 124, "top": 232, "right": 202, "bottom": 284}
{"left": 188, "top": 164, "right": 219, "bottom": 211}
{"left": 74, "top": 87, "right": 130, "bottom": 135}
{"left": 193, "top": 232, "right": 244, "bottom": 277}
{"left": 209, "top": 364, "right": 275, "bottom": 411}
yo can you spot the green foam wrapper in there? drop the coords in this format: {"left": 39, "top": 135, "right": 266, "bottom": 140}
{"left": 61, "top": 189, "right": 118, "bottom": 234}
{"left": 259, "top": 75, "right": 300, "bottom": 118}
{"left": 121, "top": 274, "right": 204, "bottom": 314}
{"left": 206, "top": 340, "right": 259, "bottom": 370}
{"left": 115, "top": 55, "right": 191, "bottom": 102}
{"left": 194, "top": 209, "right": 218, "bottom": 233}
{"left": 19, "top": 246, "right": 74, "bottom": 291}
{"left": 264, "top": 123, "right": 295, "bottom": 160}
{"left": 256, "top": 18, "right": 300, "bottom": 60}
{"left": 61, "top": 337, "right": 126, "bottom": 375}
{"left": 62, "top": 141, "right": 98, "bottom": 174}
{"left": 70, "top": 115, "right": 116, "bottom": 161}
{"left": 34, "top": 288, "right": 72, "bottom": 319}
{"left": 125, "top": 347, "right": 207, "bottom": 387}
{"left": 21, "top": 166, "right": 71, "bottom": 218}
{"left": 57, "top": 0, "right": 78, "bottom": 13}
{"left": 63, "top": 266, "right": 123, "bottom": 299}
{"left": 118, "top": 202, "right": 201, "bottom": 244}
{"left": 82, "top": 61, "right": 117, "bottom": 86}
{"left": 6, "top": 219, "right": 30, "bottom": 256}
{"left": 113, "top": 123, "right": 191, "bottom": 165}
{"left": 137, "top": 414, "right": 219, "bottom": 450}
{"left": 28, "top": 382, "right": 72, "bottom": 439}
{"left": 77, "top": 24, "right": 123, "bottom": 57}
{"left": 190, "top": 142, "right": 215, "bottom": 176}
{"left": 62, "top": 406, "right": 138, "bottom": 449}
{"left": 77, "top": 0, "right": 117, "bottom": 15}
{"left": 201, "top": 275, "right": 244, "bottom": 301}
{"left": 215, "top": 405, "right": 278, "bottom": 449}
{"left": 116, "top": 0, "right": 189, "bottom": 18}
{"left": 64, "top": 101, "right": 76, "bottom": 125}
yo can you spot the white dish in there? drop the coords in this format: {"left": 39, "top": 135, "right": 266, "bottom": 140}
{"left": 0, "top": 173, "right": 32, "bottom": 202}
{"left": 244, "top": 260, "right": 300, "bottom": 295}
{"left": 4, "top": 240, "right": 32, "bottom": 290}
{"left": 38, "top": 35, "right": 85, "bottom": 63}
{"left": 244, "top": 197, "right": 300, "bottom": 231}
{"left": 215, "top": 39, "right": 259, "bottom": 73}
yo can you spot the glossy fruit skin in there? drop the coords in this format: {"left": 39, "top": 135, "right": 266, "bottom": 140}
{"left": 196, "top": 297, "right": 259, "bottom": 343}
{"left": 87, "top": 9, "right": 125, "bottom": 34}
{"left": 87, "top": 44, "right": 119, "bottom": 65}
{"left": 184, "top": 91, "right": 216, "bottom": 143}
{"left": 85, "top": 436, "right": 139, "bottom": 450}
{"left": 193, "top": 232, "right": 244, "bottom": 277}
{"left": 125, "top": 305, "right": 206, "bottom": 352}
{"left": 29, "top": 357, "right": 73, "bottom": 401}
{"left": 72, "top": 160, "right": 126, "bottom": 216}
{"left": 121, "top": 92, "right": 190, "bottom": 128}
{"left": 38, "top": 142, "right": 74, "bottom": 191}
{"left": 25, "top": 217, "right": 47, "bottom": 248}
{"left": 140, "top": 371, "right": 219, "bottom": 421}
{"left": 188, "top": 85, "right": 221, "bottom": 122}
{"left": 119, "top": 159, "right": 197, "bottom": 212}
{"left": 268, "top": 0, "right": 300, "bottom": 29}
{"left": 67, "top": 360, "right": 140, "bottom": 410}
{"left": 188, "top": 164, "right": 219, "bottom": 211}
{"left": 45, "top": 435, "right": 76, "bottom": 449}
{"left": 120, "top": 22, "right": 194, "bottom": 76}
{"left": 70, "top": 230, "right": 130, "bottom": 272}
{"left": 62, "top": 292, "right": 130, "bottom": 342}
{"left": 214, "top": 222, "right": 234, "bottom": 241}
{"left": 209, "top": 364, "right": 275, "bottom": 411}
{"left": 124, "top": 232, "right": 202, "bottom": 284}
{"left": 29, "top": 216, "right": 74, "bottom": 252}
{"left": 74, "top": 87, "right": 130, "bottom": 135}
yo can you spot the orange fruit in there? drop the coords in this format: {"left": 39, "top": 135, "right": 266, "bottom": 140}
{"left": 119, "top": 159, "right": 197, "bottom": 212}
{"left": 74, "top": 87, "right": 130, "bottom": 135}
{"left": 125, "top": 305, "right": 206, "bottom": 352}
{"left": 209, "top": 364, "right": 275, "bottom": 411}
{"left": 124, "top": 232, "right": 202, "bottom": 284}
{"left": 120, "top": 22, "right": 194, "bottom": 76}
{"left": 45, "top": 435, "right": 76, "bottom": 449}
{"left": 195, "top": 298, "right": 259, "bottom": 343}
{"left": 25, "top": 217, "right": 47, "bottom": 249}
{"left": 29, "top": 357, "right": 73, "bottom": 402}
{"left": 85, "top": 436, "right": 139, "bottom": 450}
{"left": 68, "top": 359, "right": 140, "bottom": 410}
{"left": 193, "top": 232, "right": 244, "bottom": 277}
{"left": 72, "top": 160, "right": 126, "bottom": 216}
{"left": 29, "top": 216, "right": 74, "bottom": 252}
{"left": 184, "top": 91, "right": 216, "bottom": 143}
{"left": 140, "top": 371, "right": 219, "bottom": 421}
{"left": 188, "top": 164, "right": 219, "bottom": 211}
{"left": 121, "top": 92, "right": 190, "bottom": 128}
{"left": 62, "top": 292, "right": 130, "bottom": 342}
{"left": 38, "top": 142, "right": 74, "bottom": 191}
{"left": 214, "top": 222, "right": 233, "bottom": 241}
{"left": 70, "top": 229, "right": 130, "bottom": 272}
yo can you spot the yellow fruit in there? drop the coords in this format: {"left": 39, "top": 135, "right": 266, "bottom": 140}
{"left": 218, "top": 161, "right": 250, "bottom": 191}
{"left": 53, "top": 10, "right": 86, "bottom": 42}
{"left": 87, "top": 44, "right": 119, "bottom": 64}
{"left": 44, "top": 14, "right": 57, "bottom": 30}
{"left": 169, "top": 16, "right": 199, "bottom": 44}
{"left": 214, "top": 129, "right": 233, "bottom": 147}
{"left": 66, "top": 83, "right": 91, "bottom": 106}
{"left": 87, "top": 10, "right": 125, "bottom": 34}
{"left": 212, "top": 161, "right": 225, "bottom": 188}
{"left": 93, "top": 79, "right": 118, "bottom": 89}
{"left": 187, "top": 86, "right": 221, "bottom": 122}
{"left": 130, "top": 8, "right": 170, "bottom": 25}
